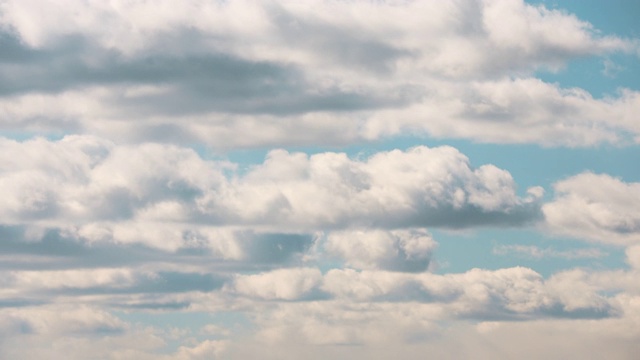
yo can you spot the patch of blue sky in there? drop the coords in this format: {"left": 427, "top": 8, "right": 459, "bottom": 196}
{"left": 533, "top": 0, "right": 640, "bottom": 37}
{"left": 114, "top": 310, "right": 217, "bottom": 332}
{"left": 431, "top": 228, "right": 626, "bottom": 278}
{"left": 0, "top": 131, "right": 67, "bottom": 142}
{"left": 531, "top": 0, "right": 640, "bottom": 96}
{"left": 535, "top": 53, "right": 640, "bottom": 98}
{"left": 221, "top": 136, "right": 639, "bottom": 199}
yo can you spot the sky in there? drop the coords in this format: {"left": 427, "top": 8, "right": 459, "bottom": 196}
{"left": 0, "top": 0, "right": 639, "bottom": 359}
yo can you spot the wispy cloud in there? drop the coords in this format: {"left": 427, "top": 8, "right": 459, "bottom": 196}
{"left": 493, "top": 244, "right": 608, "bottom": 260}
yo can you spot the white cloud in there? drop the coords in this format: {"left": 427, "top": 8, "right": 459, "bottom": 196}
{"left": 0, "top": 0, "right": 637, "bottom": 147}
{"left": 0, "top": 263, "right": 636, "bottom": 359}
{"left": 325, "top": 229, "right": 437, "bottom": 272}
{"left": 174, "top": 339, "right": 229, "bottom": 360}
{"left": 4, "top": 268, "right": 137, "bottom": 291}
{"left": 0, "top": 305, "right": 126, "bottom": 337}
{"left": 626, "top": 246, "right": 640, "bottom": 269}
{"left": 224, "top": 265, "right": 616, "bottom": 319}
{"left": 224, "top": 267, "right": 638, "bottom": 359}
{"left": 1, "top": 0, "right": 630, "bottom": 72}
{"left": 543, "top": 173, "right": 640, "bottom": 246}
{"left": 0, "top": 136, "right": 542, "bottom": 237}
{"left": 0, "top": 1, "right": 639, "bottom": 358}
{"left": 231, "top": 268, "right": 323, "bottom": 300}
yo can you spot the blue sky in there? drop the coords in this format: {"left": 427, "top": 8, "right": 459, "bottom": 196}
{"left": 0, "top": 1, "right": 639, "bottom": 359}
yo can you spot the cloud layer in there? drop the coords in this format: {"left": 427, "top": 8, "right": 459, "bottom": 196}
{"left": 0, "top": 135, "right": 543, "bottom": 235}
{"left": 0, "top": 0, "right": 638, "bottom": 147}
{"left": 1, "top": 0, "right": 639, "bottom": 359}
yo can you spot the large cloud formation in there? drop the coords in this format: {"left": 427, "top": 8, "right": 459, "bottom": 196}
{"left": 1, "top": 0, "right": 639, "bottom": 359}
{"left": 0, "top": 135, "right": 543, "bottom": 235}
{"left": 0, "top": 0, "right": 638, "bottom": 147}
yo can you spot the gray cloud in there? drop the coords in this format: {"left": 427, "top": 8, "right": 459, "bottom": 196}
{"left": 0, "top": 29, "right": 412, "bottom": 120}
{"left": 267, "top": 3, "right": 415, "bottom": 75}
{"left": 0, "top": 225, "right": 314, "bottom": 273}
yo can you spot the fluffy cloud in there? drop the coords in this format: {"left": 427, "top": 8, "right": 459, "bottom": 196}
{"left": 321, "top": 267, "right": 614, "bottom": 317}
{"left": 1, "top": 263, "right": 622, "bottom": 324}
{"left": 0, "top": 0, "right": 637, "bottom": 147}
{"left": 1, "top": 0, "right": 630, "bottom": 73}
{"left": 543, "top": 173, "right": 640, "bottom": 246}
{"left": 325, "top": 229, "right": 437, "bottom": 272}
{"left": 0, "top": 1, "right": 639, "bottom": 358}
{"left": 0, "top": 136, "right": 542, "bottom": 236}
{"left": 0, "top": 262, "right": 636, "bottom": 359}
{"left": 219, "top": 264, "right": 640, "bottom": 359}
{"left": 231, "top": 268, "right": 323, "bottom": 301}
{"left": 222, "top": 265, "right": 617, "bottom": 320}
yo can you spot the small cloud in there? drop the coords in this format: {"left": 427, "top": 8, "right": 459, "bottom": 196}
{"left": 493, "top": 244, "right": 607, "bottom": 260}
{"left": 543, "top": 172, "right": 640, "bottom": 246}
{"left": 602, "top": 59, "right": 624, "bottom": 78}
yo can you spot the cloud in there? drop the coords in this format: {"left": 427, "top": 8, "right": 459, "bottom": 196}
{"left": 231, "top": 268, "right": 323, "bottom": 301}
{"left": 492, "top": 244, "right": 608, "bottom": 260}
{"left": 0, "top": 304, "right": 215, "bottom": 360}
{"left": 1, "top": 0, "right": 630, "bottom": 73}
{"left": 174, "top": 340, "right": 229, "bottom": 360}
{"left": 322, "top": 267, "right": 614, "bottom": 318}
{"left": 212, "top": 266, "right": 640, "bottom": 360}
{"left": 0, "top": 1, "right": 639, "bottom": 358}
{"left": 325, "top": 229, "right": 437, "bottom": 272}
{"left": 0, "top": 263, "right": 635, "bottom": 359}
{"left": 222, "top": 265, "right": 617, "bottom": 320}
{"left": 0, "top": 0, "right": 637, "bottom": 147}
{"left": 626, "top": 246, "right": 640, "bottom": 269}
{"left": 0, "top": 305, "right": 126, "bottom": 337}
{"left": 0, "top": 136, "right": 543, "bottom": 235}
{"left": 0, "top": 225, "right": 316, "bottom": 274}
{"left": 543, "top": 173, "right": 640, "bottom": 246}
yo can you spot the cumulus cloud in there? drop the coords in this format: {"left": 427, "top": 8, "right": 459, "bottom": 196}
{"left": 193, "top": 263, "right": 640, "bottom": 360}
{"left": 0, "top": 262, "right": 636, "bottom": 359}
{"left": 0, "top": 136, "right": 542, "bottom": 236}
{"left": 0, "top": 1, "right": 639, "bottom": 358}
{"left": 231, "top": 268, "right": 323, "bottom": 301}
{"left": 216, "top": 263, "right": 640, "bottom": 359}
{"left": 220, "top": 265, "right": 618, "bottom": 320}
{"left": 543, "top": 173, "right": 640, "bottom": 246}
{"left": 0, "top": 0, "right": 637, "bottom": 147}
{"left": 321, "top": 267, "right": 614, "bottom": 318}
{"left": 325, "top": 229, "right": 437, "bottom": 272}
{"left": 1, "top": 263, "right": 621, "bottom": 325}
